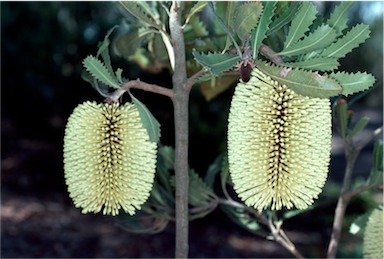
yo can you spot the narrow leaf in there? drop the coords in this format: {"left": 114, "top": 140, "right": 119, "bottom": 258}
{"left": 322, "top": 23, "right": 371, "bottom": 58}
{"left": 284, "top": 2, "right": 318, "bottom": 49}
{"left": 205, "top": 154, "right": 225, "bottom": 188}
{"left": 97, "top": 25, "right": 119, "bottom": 78}
{"left": 279, "top": 25, "right": 337, "bottom": 57}
{"left": 193, "top": 50, "right": 241, "bottom": 76}
{"left": 189, "top": 170, "right": 217, "bottom": 207}
{"left": 285, "top": 57, "right": 339, "bottom": 71}
{"left": 129, "top": 91, "right": 161, "bottom": 143}
{"left": 368, "top": 140, "right": 383, "bottom": 186}
{"left": 329, "top": 71, "right": 376, "bottom": 96}
{"left": 184, "top": 1, "right": 208, "bottom": 26}
{"left": 119, "top": 2, "right": 160, "bottom": 30}
{"left": 268, "top": 2, "right": 300, "bottom": 36}
{"left": 115, "top": 68, "right": 124, "bottom": 83}
{"left": 222, "top": 2, "right": 237, "bottom": 53}
{"left": 255, "top": 60, "right": 342, "bottom": 97}
{"left": 251, "top": 1, "right": 277, "bottom": 59}
{"left": 335, "top": 99, "right": 348, "bottom": 139}
{"left": 83, "top": 55, "right": 120, "bottom": 89}
{"left": 349, "top": 116, "right": 370, "bottom": 139}
{"left": 234, "top": 2, "right": 263, "bottom": 40}
{"left": 327, "top": 2, "right": 353, "bottom": 36}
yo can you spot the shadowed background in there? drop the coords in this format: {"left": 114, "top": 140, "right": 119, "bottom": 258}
{"left": 1, "top": 2, "right": 383, "bottom": 258}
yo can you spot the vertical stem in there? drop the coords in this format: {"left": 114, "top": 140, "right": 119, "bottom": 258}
{"left": 169, "top": 2, "right": 189, "bottom": 258}
{"left": 327, "top": 146, "right": 358, "bottom": 258}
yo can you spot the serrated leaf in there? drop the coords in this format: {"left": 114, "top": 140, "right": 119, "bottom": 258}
{"left": 205, "top": 153, "right": 225, "bottom": 188}
{"left": 189, "top": 169, "right": 217, "bottom": 208}
{"left": 234, "top": 2, "right": 263, "bottom": 40}
{"left": 184, "top": 1, "right": 208, "bottom": 26}
{"left": 279, "top": 25, "right": 337, "bottom": 57}
{"left": 222, "top": 2, "right": 237, "bottom": 53}
{"left": 285, "top": 57, "right": 339, "bottom": 71}
{"left": 119, "top": 2, "right": 160, "bottom": 30}
{"left": 114, "top": 28, "right": 154, "bottom": 58}
{"left": 129, "top": 91, "right": 161, "bottom": 143}
{"left": 322, "top": 24, "right": 371, "bottom": 58}
{"left": 115, "top": 68, "right": 124, "bottom": 83}
{"left": 284, "top": 2, "right": 318, "bottom": 49}
{"left": 255, "top": 60, "right": 342, "bottom": 97}
{"left": 349, "top": 116, "right": 370, "bottom": 139}
{"left": 329, "top": 72, "right": 376, "bottom": 96}
{"left": 368, "top": 140, "right": 383, "bottom": 186}
{"left": 327, "top": 2, "right": 353, "bottom": 36}
{"left": 97, "top": 25, "right": 119, "bottom": 77}
{"left": 251, "top": 1, "right": 277, "bottom": 59}
{"left": 193, "top": 50, "right": 240, "bottom": 76}
{"left": 268, "top": 2, "right": 300, "bottom": 36}
{"left": 83, "top": 55, "right": 120, "bottom": 89}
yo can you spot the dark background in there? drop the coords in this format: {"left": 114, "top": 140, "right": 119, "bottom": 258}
{"left": 1, "top": 2, "right": 383, "bottom": 258}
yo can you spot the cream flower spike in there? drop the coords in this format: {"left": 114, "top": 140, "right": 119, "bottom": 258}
{"left": 363, "top": 206, "right": 383, "bottom": 258}
{"left": 64, "top": 101, "right": 157, "bottom": 216}
{"left": 228, "top": 68, "right": 332, "bottom": 211}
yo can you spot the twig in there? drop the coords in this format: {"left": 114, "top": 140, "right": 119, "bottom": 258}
{"left": 184, "top": 68, "right": 207, "bottom": 92}
{"left": 356, "top": 126, "right": 383, "bottom": 151}
{"left": 259, "top": 44, "right": 284, "bottom": 65}
{"left": 327, "top": 126, "right": 383, "bottom": 258}
{"left": 107, "top": 80, "right": 174, "bottom": 103}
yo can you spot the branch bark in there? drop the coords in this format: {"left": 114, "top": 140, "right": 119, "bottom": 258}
{"left": 169, "top": 2, "right": 189, "bottom": 258}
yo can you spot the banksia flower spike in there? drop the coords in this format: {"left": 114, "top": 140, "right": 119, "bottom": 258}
{"left": 363, "top": 206, "right": 383, "bottom": 258}
{"left": 64, "top": 101, "right": 157, "bottom": 216}
{"left": 228, "top": 68, "right": 332, "bottom": 211}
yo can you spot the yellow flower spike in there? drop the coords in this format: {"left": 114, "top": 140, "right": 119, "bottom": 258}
{"left": 227, "top": 68, "right": 332, "bottom": 211}
{"left": 363, "top": 207, "right": 383, "bottom": 258}
{"left": 64, "top": 101, "right": 157, "bottom": 216}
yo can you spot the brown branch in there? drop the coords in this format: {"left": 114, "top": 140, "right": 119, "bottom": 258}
{"left": 259, "top": 44, "right": 284, "bottom": 65}
{"left": 185, "top": 68, "right": 207, "bottom": 92}
{"left": 107, "top": 80, "right": 174, "bottom": 103}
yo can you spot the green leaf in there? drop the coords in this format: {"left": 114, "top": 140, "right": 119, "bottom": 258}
{"left": 335, "top": 98, "right": 348, "bottom": 139}
{"left": 114, "top": 28, "right": 154, "bottom": 58}
{"left": 184, "top": 1, "right": 208, "bottom": 26}
{"left": 349, "top": 116, "right": 370, "bottom": 139}
{"left": 329, "top": 72, "right": 376, "bottom": 96}
{"left": 220, "top": 205, "right": 267, "bottom": 236}
{"left": 234, "top": 2, "right": 263, "bottom": 40}
{"left": 322, "top": 24, "right": 371, "bottom": 58}
{"left": 119, "top": 2, "right": 160, "bottom": 30}
{"left": 205, "top": 154, "right": 224, "bottom": 188}
{"left": 97, "top": 25, "right": 119, "bottom": 76}
{"left": 368, "top": 140, "right": 383, "bottom": 186}
{"left": 192, "top": 50, "right": 241, "bottom": 76}
{"left": 327, "top": 2, "right": 354, "bottom": 36}
{"left": 255, "top": 60, "right": 342, "bottom": 97}
{"left": 222, "top": 2, "right": 237, "bottom": 53}
{"left": 83, "top": 55, "right": 120, "bottom": 89}
{"left": 129, "top": 91, "right": 161, "bottom": 143}
{"left": 268, "top": 2, "right": 300, "bottom": 36}
{"left": 115, "top": 68, "right": 124, "bottom": 83}
{"left": 284, "top": 57, "right": 339, "bottom": 71}
{"left": 189, "top": 170, "right": 218, "bottom": 208}
{"left": 282, "top": 205, "right": 314, "bottom": 220}
{"left": 251, "top": 1, "right": 277, "bottom": 59}
{"left": 279, "top": 25, "right": 337, "bottom": 57}
{"left": 284, "top": 2, "right": 318, "bottom": 49}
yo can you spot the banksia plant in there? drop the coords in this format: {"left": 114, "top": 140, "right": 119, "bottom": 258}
{"left": 64, "top": 101, "right": 157, "bottom": 216}
{"left": 363, "top": 207, "right": 383, "bottom": 258}
{"left": 228, "top": 68, "right": 332, "bottom": 211}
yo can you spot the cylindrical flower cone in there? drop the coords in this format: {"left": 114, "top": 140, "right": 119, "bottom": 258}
{"left": 228, "top": 68, "right": 332, "bottom": 211}
{"left": 64, "top": 101, "right": 157, "bottom": 216}
{"left": 363, "top": 207, "right": 383, "bottom": 258}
